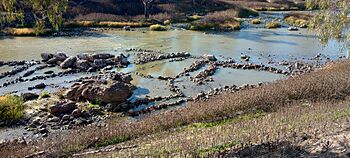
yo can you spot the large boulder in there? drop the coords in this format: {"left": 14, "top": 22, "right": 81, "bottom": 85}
{"left": 64, "top": 73, "right": 134, "bottom": 104}
{"left": 49, "top": 101, "right": 77, "bottom": 116}
{"left": 22, "top": 92, "right": 39, "bottom": 101}
{"left": 93, "top": 59, "right": 107, "bottom": 68}
{"left": 75, "top": 60, "right": 91, "bottom": 70}
{"left": 60, "top": 56, "right": 77, "bottom": 69}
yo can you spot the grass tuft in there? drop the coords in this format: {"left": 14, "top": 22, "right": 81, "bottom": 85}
{"left": 251, "top": 18, "right": 261, "bottom": 24}
{"left": 94, "top": 136, "right": 131, "bottom": 148}
{"left": 265, "top": 21, "right": 281, "bottom": 29}
{"left": 0, "top": 95, "right": 24, "bottom": 123}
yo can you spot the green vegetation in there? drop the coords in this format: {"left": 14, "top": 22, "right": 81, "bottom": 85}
{"left": 149, "top": 24, "right": 167, "bottom": 31}
{"left": 163, "top": 20, "right": 171, "bottom": 25}
{"left": 0, "top": 95, "right": 24, "bottom": 123}
{"left": 95, "top": 136, "right": 131, "bottom": 148}
{"left": 333, "top": 108, "right": 350, "bottom": 120}
{"left": 265, "top": 21, "right": 281, "bottom": 29}
{"left": 251, "top": 19, "right": 261, "bottom": 24}
{"left": 40, "top": 92, "right": 51, "bottom": 99}
{"left": 307, "top": 0, "right": 350, "bottom": 44}
{"left": 188, "top": 111, "right": 266, "bottom": 128}
{"left": 198, "top": 140, "right": 240, "bottom": 157}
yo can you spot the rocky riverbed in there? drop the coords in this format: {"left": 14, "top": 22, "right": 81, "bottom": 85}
{"left": 0, "top": 46, "right": 332, "bottom": 143}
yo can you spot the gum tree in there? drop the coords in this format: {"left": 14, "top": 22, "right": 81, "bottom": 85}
{"left": 141, "top": 0, "right": 154, "bottom": 18}
{"left": 1, "top": 0, "right": 68, "bottom": 33}
{"left": 306, "top": 0, "right": 350, "bottom": 46}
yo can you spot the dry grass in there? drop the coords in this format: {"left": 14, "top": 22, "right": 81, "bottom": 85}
{"left": 2, "top": 58, "right": 350, "bottom": 157}
{"left": 284, "top": 13, "right": 312, "bottom": 28}
{"left": 64, "top": 21, "right": 151, "bottom": 28}
{"left": 149, "top": 24, "right": 167, "bottom": 31}
{"left": 251, "top": 18, "right": 261, "bottom": 24}
{"left": 4, "top": 28, "right": 50, "bottom": 36}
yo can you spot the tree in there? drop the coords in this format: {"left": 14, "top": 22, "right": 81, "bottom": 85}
{"left": 1, "top": 0, "right": 68, "bottom": 33}
{"left": 306, "top": 0, "right": 350, "bottom": 46}
{"left": 141, "top": 0, "right": 154, "bottom": 18}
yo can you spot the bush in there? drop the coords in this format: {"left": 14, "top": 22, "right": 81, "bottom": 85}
{"left": 0, "top": 95, "right": 24, "bottom": 123}
{"left": 149, "top": 24, "right": 167, "bottom": 31}
{"left": 265, "top": 21, "right": 281, "bottom": 29}
{"left": 251, "top": 19, "right": 261, "bottom": 24}
{"left": 40, "top": 92, "right": 51, "bottom": 99}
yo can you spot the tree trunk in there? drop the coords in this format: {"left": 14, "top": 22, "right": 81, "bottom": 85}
{"left": 144, "top": 4, "right": 149, "bottom": 18}
{"left": 192, "top": 0, "right": 196, "bottom": 12}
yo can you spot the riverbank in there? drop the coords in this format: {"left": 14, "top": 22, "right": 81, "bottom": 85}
{"left": 1, "top": 55, "right": 349, "bottom": 157}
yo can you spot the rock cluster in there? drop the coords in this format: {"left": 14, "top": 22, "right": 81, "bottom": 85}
{"left": 135, "top": 51, "right": 191, "bottom": 64}
{"left": 40, "top": 52, "right": 129, "bottom": 71}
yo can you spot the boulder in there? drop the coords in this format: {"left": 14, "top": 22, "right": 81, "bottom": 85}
{"left": 64, "top": 73, "right": 134, "bottom": 104}
{"left": 77, "top": 53, "right": 91, "bottom": 61}
{"left": 81, "top": 81, "right": 134, "bottom": 103}
{"left": 49, "top": 101, "right": 77, "bottom": 116}
{"left": 60, "top": 56, "right": 77, "bottom": 69}
{"left": 46, "top": 57, "right": 59, "bottom": 64}
{"left": 93, "top": 59, "right": 107, "bottom": 68}
{"left": 41, "top": 53, "right": 53, "bottom": 61}
{"left": 54, "top": 52, "right": 68, "bottom": 61}
{"left": 22, "top": 92, "right": 39, "bottom": 101}
{"left": 34, "top": 83, "right": 46, "bottom": 89}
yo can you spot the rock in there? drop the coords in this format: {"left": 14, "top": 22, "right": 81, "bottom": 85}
{"left": 49, "top": 101, "right": 77, "bottom": 116}
{"left": 47, "top": 117, "right": 59, "bottom": 122}
{"left": 23, "top": 70, "right": 35, "bottom": 77}
{"left": 38, "top": 128, "right": 48, "bottom": 134}
{"left": 34, "top": 83, "right": 46, "bottom": 89}
{"left": 77, "top": 53, "right": 91, "bottom": 61}
{"left": 241, "top": 55, "right": 250, "bottom": 61}
{"left": 123, "top": 26, "right": 131, "bottom": 31}
{"left": 288, "top": 26, "right": 299, "bottom": 31}
{"left": 60, "top": 56, "right": 77, "bottom": 69}
{"left": 62, "top": 114, "right": 71, "bottom": 120}
{"left": 204, "top": 54, "right": 217, "bottom": 61}
{"left": 54, "top": 52, "right": 68, "bottom": 61}
{"left": 22, "top": 93, "right": 39, "bottom": 101}
{"left": 65, "top": 73, "right": 135, "bottom": 104}
{"left": 71, "top": 109, "right": 82, "bottom": 118}
{"left": 76, "top": 60, "right": 90, "bottom": 70}
{"left": 44, "top": 70, "right": 54, "bottom": 74}
{"left": 91, "top": 53, "right": 114, "bottom": 60}
{"left": 93, "top": 59, "right": 107, "bottom": 68}
{"left": 46, "top": 57, "right": 59, "bottom": 64}
{"left": 41, "top": 53, "right": 53, "bottom": 61}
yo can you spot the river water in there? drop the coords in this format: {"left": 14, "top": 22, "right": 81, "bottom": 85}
{"left": 0, "top": 28, "right": 347, "bottom": 103}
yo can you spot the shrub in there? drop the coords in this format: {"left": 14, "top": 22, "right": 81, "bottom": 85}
{"left": 5, "top": 28, "right": 50, "bottom": 36}
{"left": 0, "top": 95, "right": 24, "bottom": 123}
{"left": 149, "top": 24, "right": 167, "bottom": 31}
{"left": 251, "top": 19, "right": 261, "bottom": 24}
{"left": 265, "top": 21, "right": 281, "bottom": 29}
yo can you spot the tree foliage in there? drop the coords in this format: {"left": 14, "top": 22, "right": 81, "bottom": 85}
{"left": 1, "top": 0, "right": 68, "bottom": 32}
{"left": 306, "top": 0, "right": 350, "bottom": 46}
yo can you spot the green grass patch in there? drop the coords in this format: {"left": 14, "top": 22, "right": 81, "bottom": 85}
{"left": 94, "top": 136, "right": 131, "bottom": 148}
{"left": 188, "top": 111, "right": 267, "bottom": 128}
{"left": 265, "top": 21, "right": 281, "bottom": 29}
{"left": 0, "top": 95, "right": 24, "bottom": 123}
{"left": 333, "top": 108, "right": 350, "bottom": 120}
{"left": 149, "top": 24, "right": 167, "bottom": 31}
{"left": 40, "top": 92, "right": 51, "bottom": 99}
{"left": 187, "top": 15, "right": 202, "bottom": 21}
{"left": 198, "top": 140, "right": 240, "bottom": 157}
